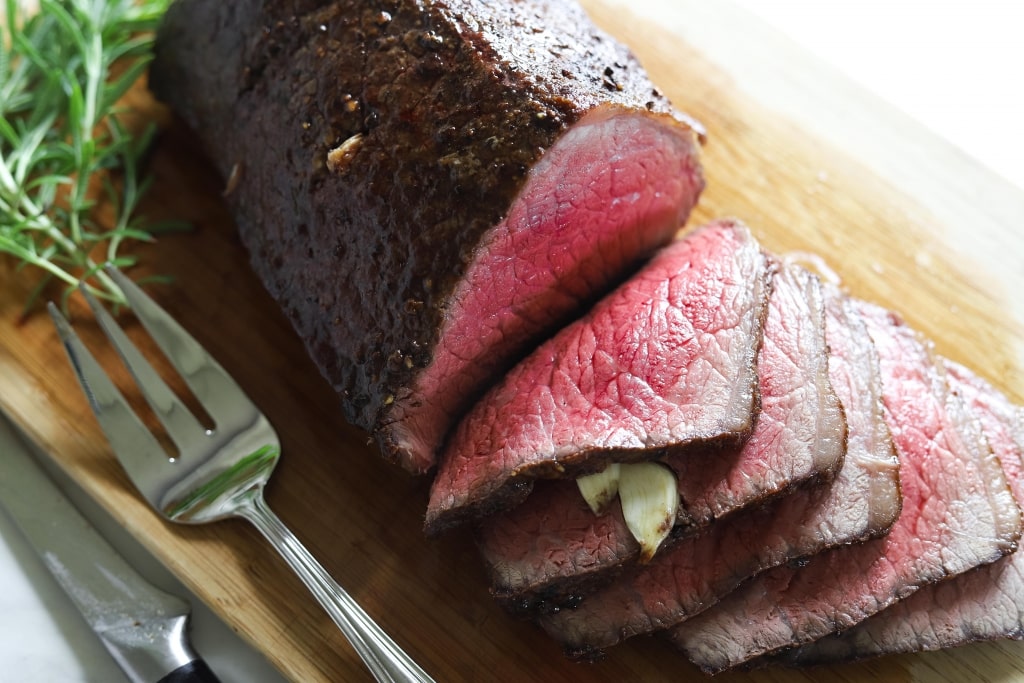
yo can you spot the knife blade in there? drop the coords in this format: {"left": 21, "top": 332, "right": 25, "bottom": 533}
{"left": 0, "top": 418, "right": 220, "bottom": 683}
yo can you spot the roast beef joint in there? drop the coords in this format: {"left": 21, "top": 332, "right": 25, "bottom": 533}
{"left": 151, "top": 0, "right": 705, "bottom": 474}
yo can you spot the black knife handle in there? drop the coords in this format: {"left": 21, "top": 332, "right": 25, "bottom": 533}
{"left": 156, "top": 659, "right": 222, "bottom": 683}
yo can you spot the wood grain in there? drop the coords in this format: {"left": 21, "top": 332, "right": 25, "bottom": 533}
{"left": 2, "top": 1, "right": 1023, "bottom": 681}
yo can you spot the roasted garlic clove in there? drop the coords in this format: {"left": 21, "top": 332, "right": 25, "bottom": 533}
{"left": 576, "top": 463, "right": 621, "bottom": 515}
{"left": 619, "top": 462, "right": 678, "bottom": 562}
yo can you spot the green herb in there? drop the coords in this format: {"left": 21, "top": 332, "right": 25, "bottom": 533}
{"left": 0, "top": 0, "right": 178, "bottom": 313}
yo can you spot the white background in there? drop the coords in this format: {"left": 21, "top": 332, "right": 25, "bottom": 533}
{"left": 732, "top": 0, "right": 1024, "bottom": 191}
{"left": 1, "top": 2, "right": 1022, "bottom": 681}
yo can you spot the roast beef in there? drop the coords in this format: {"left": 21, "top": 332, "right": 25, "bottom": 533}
{"left": 535, "top": 280, "right": 899, "bottom": 654}
{"left": 658, "top": 263, "right": 844, "bottom": 524}
{"left": 669, "top": 300, "right": 1022, "bottom": 674}
{"left": 151, "top": 0, "right": 705, "bottom": 473}
{"left": 473, "top": 258, "right": 847, "bottom": 608}
{"left": 425, "top": 220, "right": 770, "bottom": 533}
{"left": 782, "top": 361, "right": 1024, "bottom": 665}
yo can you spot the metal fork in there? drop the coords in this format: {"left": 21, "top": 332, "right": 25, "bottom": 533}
{"left": 48, "top": 267, "right": 434, "bottom": 683}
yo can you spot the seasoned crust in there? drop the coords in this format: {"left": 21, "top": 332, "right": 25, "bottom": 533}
{"left": 152, "top": 0, "right": 703, "bottom": 470}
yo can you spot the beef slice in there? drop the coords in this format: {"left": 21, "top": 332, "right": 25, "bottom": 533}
{"left": 474, "top": 258, "right": 846, "bottom": 608}
{"left": 670, "top": 300, "right": 1021, "bottom": 674}
{"left": 783, "top": 360, "right": 1024, "bottom": 666}
{"left": 536, "top": 280, "right": 898, "bottom": 653}
{"left": 427, "top": 219, "right": 770, "bottom": 533}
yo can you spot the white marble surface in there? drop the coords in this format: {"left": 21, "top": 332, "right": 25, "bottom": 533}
{"left": 0, "top": 415, "right": 288, "bottom": 683}
{"left": 1, "top": 2, "right": 1022, "bottom": 682}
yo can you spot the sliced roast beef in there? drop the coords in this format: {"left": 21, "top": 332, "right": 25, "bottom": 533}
{"left": 657, "top": 263, "right": 845, "bottom": 525}
{"left": 670, "top": 300, "right": 1022, "bottom": 674}
{"left": 151, "top": 0, "right": 704, "bottom": 473}
{"left": 474, "top": 259, "right": 846, "bottom": 607}
{"left": 425, "top": 220, "right": 769, "bottom": 533}
{"left": 783, "top": 361, "right": 1024, "bottom": 666}
{"left": 535, "top": 280, "right": 899, "bottom": 653}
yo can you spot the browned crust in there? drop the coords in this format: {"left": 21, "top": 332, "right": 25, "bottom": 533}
{"left": 151, "top": 0, "right": 701, "bottom": 469}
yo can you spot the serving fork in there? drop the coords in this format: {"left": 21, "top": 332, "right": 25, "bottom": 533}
{"left": 48, "top": 267, "right": 434, "bottom": 683}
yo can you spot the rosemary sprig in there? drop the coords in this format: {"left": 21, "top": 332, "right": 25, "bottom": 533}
{"left": 0, "top": 0, "right": 177, "bottom": 313}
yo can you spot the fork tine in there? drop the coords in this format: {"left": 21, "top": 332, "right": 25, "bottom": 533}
{"left": 104, "top": 267, "right": 255, "bottom": 432}
{"left": 79, "top": 286, "right": 206, "bottom": 453}
{"left": 48, "top": 303, "right": 172, "bottom": 506}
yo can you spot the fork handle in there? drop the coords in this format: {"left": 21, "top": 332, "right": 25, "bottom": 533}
{"left": 239, "top": 491, "right": 435, "bottom": 683}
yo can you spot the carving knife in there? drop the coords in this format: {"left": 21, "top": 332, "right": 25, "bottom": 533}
{"left": 0, "top": 418, "right": 220, "bottom": 683}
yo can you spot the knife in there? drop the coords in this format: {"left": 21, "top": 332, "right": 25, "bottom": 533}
{"left": 0, "top": 418, "right": 220, "bottom": 683}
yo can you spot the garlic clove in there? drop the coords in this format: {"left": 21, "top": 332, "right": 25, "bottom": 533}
{"left": 619, "top": 462, "right": 678, "bottom": 562}
{"left": 576, "top": 463, "right": 621, "bottom": 515}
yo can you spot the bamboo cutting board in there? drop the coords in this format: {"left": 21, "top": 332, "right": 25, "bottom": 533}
{"left": 2, "top": 1, "right": 1023, "bottom": 681}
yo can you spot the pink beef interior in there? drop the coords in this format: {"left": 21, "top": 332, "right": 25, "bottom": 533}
{"left": 670, "top": 300, "right": 1020, "bottom": 674}
{"left": 537, "top": 281, "right": 900, "bottom": 654}
{"left": 785, "top": 361, "right": 1024, "bottom": 665}
{"left": 663, "top": 261, "right": 845, "bottom": 526}
{"left": 384, "top": 109, "right": 704, "bottom": 472}
{"left": 476, "top": 258, "right": 846, "bottom": 606}
{"left": 425, "top": 219, "right": 766, "bottom": 533}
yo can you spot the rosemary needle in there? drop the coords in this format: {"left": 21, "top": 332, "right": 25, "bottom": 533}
{"left": 0, "top": 0, "right": 177, "bottom": 313}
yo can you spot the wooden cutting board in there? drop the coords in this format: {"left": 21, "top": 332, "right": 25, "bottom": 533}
{"left": 2, "top": 1, "right": 1023, "bottom": 681}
